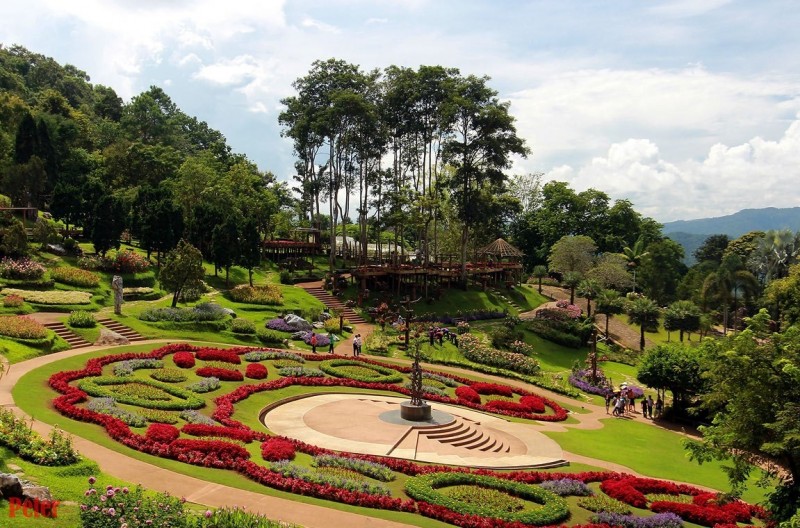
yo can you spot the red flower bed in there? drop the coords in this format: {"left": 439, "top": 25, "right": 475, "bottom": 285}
{"left": 182, "top": 423, "right": 261, "bottom": 443}
{"left": 196, "top": 366, "right": 244, "bottom": 381}
{"left": 519, "top": 395, "right": 546, "bottom": 413}
{"left": 455, "top": 386, "right": 481, "bottom": 404}
{"left": 173, "top": 351, "right": 195, "bottom": 368}
{"left": 145, "top": 423, "right": 180, "bottom": 443}
{"left": 46, "top": 343, "right": 766, "bottom": 527}
{"left": 245, "top": 363, "right": 268, "bottom": 379}
{"left": 261, "top": 437, "right": 296, "bottom": 461}
{"left": 196, "top": 348, "right": 242, "bottom": 364}
{"left": 485, "top": 399, "right": 528, "bottom": 413}
{"left": 469, "top": 382, "right": 514, "bottom": 397}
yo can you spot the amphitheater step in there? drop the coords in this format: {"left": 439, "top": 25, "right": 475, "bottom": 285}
{"left": 43, "top": 322, "right": 93, "bottom": 349}
{"left": 302, "top": 287, "right": 367, "bottom": 324}
{"left": 96, "top": 318, "right": 147, "bottom": 342}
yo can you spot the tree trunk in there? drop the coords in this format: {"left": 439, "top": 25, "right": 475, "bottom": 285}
{"left": 171, "top": 289, "right": 180, "bottom": 308}
{"left": 640, "top": 325, "right": 646, "bottom": 352}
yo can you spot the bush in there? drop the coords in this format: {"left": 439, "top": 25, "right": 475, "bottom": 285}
{"left": 173, "top": 351, "right": 196, "bottom": 368}
{"left": 489, "top": 325, "right": 523, "bottom": 350}
{"left": 68, "top": 310, "right": 97, "bottom": 328}
{"left": 196, "top": 367, "right": 244, "bottom": 382}
{"left": 145, "top": 423, "right": 181, "bottom": 443}
{"left": 227, "top": 284, "right": 283, "bottom": 305}
{"left": 80, "top": 480, "right": 188, "bottom": 528}
{"left": 323, "top": 317, "right": 342, "bottom": 333}
{"left": 455, "top": 386, "right": 481, "bottom": 404}
{"left": 3, "top": 294, "right": 24, "bottom": 308}
{"left": 150, "top": 368, "right": 188, "bottom": 383}
{"left": 245, "top": 363, "right": 268, "bottom": 379}
{"left": 261, "top": 437, "right": 296, "bottom": 461}
{"left": 196, "top": 348, "right": 242, "bottom": 364}
{"left": 231, "top": 318, "right": 256, "bottom": 334}
{"left": 279, "top": 270, "right": 293, "bottom": 284}
{"left": 527, "top": 318, "right": 590, "bottom": 348}
{"left": 0, "top": 315, "right": 48, "bottom": 339}
{"left": 140, "top": 303, "right": 228, "bottom": 323}
{"left": 50, "top": 266, "right": 101, "bottom": 288}
{"left": 0, "top": 257, "right": 46, "bottom": 280}
{"left": 265, "top": 317, "right": 294, "bottom": 332}
{"left": 0, "top": 408, "right": 79, "bottom": 466}
{"left": 257, "top": 328, "right": 286, "bottom": 345}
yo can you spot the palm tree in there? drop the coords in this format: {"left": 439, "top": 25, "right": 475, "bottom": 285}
{"left": 664, "top": 300, "right": 702, "bottom": 342}
{"left": 577, "top": 278, "right": 602, "bottom": 318}
{"left": 562, "top": 271, "right": 582, "bottom": 305}
{"left": 702, "top": 255, "right": 759, "bottom": 334}
{"left": 626, "top": 295, "right": 660, "bottom": 352}
{"left": 532, "top": 265, "right": 548, "bottom": 294}
{"left": 622, "top": 236, "right": 649, "bottom": 293}
{"left": 595, "top": 289, "right": 624, "bottom": 338}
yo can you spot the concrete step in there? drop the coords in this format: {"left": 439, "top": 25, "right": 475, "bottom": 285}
{"left": 43, "top": 322, "right": 93, "bottom": 349}
{"left": 96, "top": 318, "right": 147, "bottom": 341}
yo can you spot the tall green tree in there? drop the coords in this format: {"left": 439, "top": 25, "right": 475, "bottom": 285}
{"left": 443, "top": 74, "right": 528, "bottom": 285}
{"left": 238, "top": 218, "right": 262, "bottom": 287}
{"left": 596, "top": 289, "right": 624, "bottom": 338}
{"left": 577, "top": 277, "right": 602, "bottom": 318}
{"left": 687, "top": 310, "right": 800, "bottom": 518}
{"left": 622, "top": 236, "right": 649, "bottom": 293}
{"left": 211, "top": 215, "right": 241, "bottom": 287}
{"left": 548, "top": 235, "right": 597, "bottom": 277}
{"left": 90, "top": 193, "right": 123, "bottom": 256}
{"left": 637, "top": 238, "right": 686, "bottom": 304}
{"left": 159, "top": 239, "right": 205, "bottom": 308}
{"left": 626, "top": 295, "right": 660, "bottom": 352}
{"left": 693, "top": 234, "right": 730, "bottom": 264}
{"left": 702, "top": 254, "right": 759, "bottom": 334}
{"left": 637, "top": 342, "right": 704, "bottom": 416}
{"left": 663, "top": 300, "right": 702, "bottom": 342}
{"left": 531, "top": 264, "right": 548, "bottom": 293}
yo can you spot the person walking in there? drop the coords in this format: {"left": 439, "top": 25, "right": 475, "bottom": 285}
{"left": 310, "top": 333, "right": 318, "bottom": 354}
{"left": 353, "top": 334, "right": 359, "bottom": 356}
{"left": 328, "top": 331, "right": 335, "bottom": 354}
{"left": 647, "top": 395, "right": 655, "bottom": 418}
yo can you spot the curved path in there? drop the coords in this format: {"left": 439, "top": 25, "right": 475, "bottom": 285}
{"left": 0, "top": 324, "right": 704, "bottom": 527}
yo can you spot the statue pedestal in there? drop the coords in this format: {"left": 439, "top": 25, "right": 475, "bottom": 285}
{"left": 400, "top": 401, "right": 432, "bottom": 422}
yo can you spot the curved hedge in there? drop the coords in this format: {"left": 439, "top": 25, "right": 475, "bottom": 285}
{"left": 78, "top": 376, "right": 205, "bottom": 410}
{"left": 319, "top": 359, "right": 403, "bottom": 384}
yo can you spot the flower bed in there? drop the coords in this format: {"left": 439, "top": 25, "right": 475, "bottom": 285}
{"left": 173, "top": 351, "right": 195, "bottom": 368}
{"left": 265, "top": 318, "right": 294, "bottom": 333}
{"left": 244, "top": 350, "right": 304, "bottom": 363}
{"left": 455, "top": 386, "right": 481, "bottom": 404}
{"left": 458, "top": 334, "right": 540, "bottom": 375}
{"left": 145, "top": 423, "right": 180, "bottom": 443}
{"left": 228, "top": 284, "right": 283, "bottom": 305}
{"left": 46, "top": 343, "right": 765, "bottom": 528}
{"left": 319, "top": 359, "right": 403, "bottom": 384}
{"left": 569, "top": 368, "right": 613, "bottom": 396}
{"left": 196, "top": 348, "right": 242, "bottom": 364}
{"left": 245, "top": 363, "right": 268, "bottom": 379}
{"left": 50, "top": 266, "right": 100, "bottom": 287}
{"left": 78, "top": 377, "right": 205, "bottom": 410}
{"left": 150, "top": 368, "right": 188, "bottom": 383}
{"left": 196, "top": 366, "right": 244, "bottom": 382}
{"left": 0, "top": 315, "right": 48, "bottom": 339}
{"left": 2, "top": 288, "right": 92, "bottom": 305}
{"left": 0, "top": 257, "right": 46, "bottom": 280}
{"left": 470, "top": 382, "right": 514, "bottom": 397}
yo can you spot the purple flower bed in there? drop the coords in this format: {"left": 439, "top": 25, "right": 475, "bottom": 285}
{"left": 592, "top": 512, "right": 684, "bottom": 528}
{"left": 266, "top": 318, "right": 294, "bottom": 333}
{"left": 539, "top": 478, "right": 593, "bottom": 496}
{"left": 569, "top": 368, "right": 612, "bottom": 396}
{"left": 415, "top": 309, "right": 506, "bottom": 325}
{"left": 303, "top": 332, "right": 330, "bottom": 347}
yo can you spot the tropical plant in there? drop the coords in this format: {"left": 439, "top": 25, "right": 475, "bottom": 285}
{"left": 622, "top": 236, "right": 649, "bottom": 293}
{"left": 531, "top": 264, "right": 548, "bottom": 293}
{"left": 625, "top": 295, "right": 660, "bottom": 352}
{"left": 595, "top": 289, "right": 624, "bottom": 338}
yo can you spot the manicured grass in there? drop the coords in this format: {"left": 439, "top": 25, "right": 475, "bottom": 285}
{"left": 543, "top": 417, "right": 770, "bottom": 505}
{"left": 0, "top": 333, "right": 71, "bottom": 364}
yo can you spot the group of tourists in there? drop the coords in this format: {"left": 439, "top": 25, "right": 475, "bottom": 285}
{"left": 352, "top": 334, "right": 362, "bottom": 356}
{"left": 605, "top": 388, "right": 663, "bottom": 419}
{"left": 428, "top": 325, "right": 458, "bottom": 347}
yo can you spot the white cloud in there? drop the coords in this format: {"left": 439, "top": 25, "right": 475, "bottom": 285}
{"left": 649, "top": 0, "right": 732, "bottom": 18}
{"left": 194, "top": 55, "right": 262, "bottom": 86}
{"left": 546, "top": 115, "right": 800, "bottom": 222}
{"left": 300, "top": 17, "right": 340, "bottom": 33}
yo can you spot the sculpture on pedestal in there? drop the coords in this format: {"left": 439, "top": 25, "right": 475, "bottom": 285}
{"left": 112, "top": 275, "right": 123, "bottom": 315}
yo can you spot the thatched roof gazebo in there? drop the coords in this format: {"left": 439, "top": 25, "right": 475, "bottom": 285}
{"left": 477, "top": 238, "right": 524, "bottom": 286}
{"left": 478, "top": 238, "right": 524, "bottom": 260}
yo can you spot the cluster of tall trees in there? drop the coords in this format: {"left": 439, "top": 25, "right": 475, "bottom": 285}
{"left": 0, "top": 44, "right": 291, "bottom": 270}
{"left": 280, "top": 59, "right": 528, "bottom": 280}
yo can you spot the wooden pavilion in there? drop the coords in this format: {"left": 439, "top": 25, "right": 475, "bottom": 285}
{"left": 477, "top": 238, "right": 525, "bottom": 286}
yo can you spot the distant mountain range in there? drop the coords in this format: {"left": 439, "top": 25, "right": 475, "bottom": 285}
{"left": 662, "top": 207, "right": 800, "bottom": 265}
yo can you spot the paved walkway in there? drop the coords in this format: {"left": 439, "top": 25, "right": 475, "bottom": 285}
{"left": 0, "top": 313, "right": 708, "bottom": 527}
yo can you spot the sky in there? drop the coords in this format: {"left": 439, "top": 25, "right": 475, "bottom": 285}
{"left": 2, "top": 0, "right": 800, "bottom": 222}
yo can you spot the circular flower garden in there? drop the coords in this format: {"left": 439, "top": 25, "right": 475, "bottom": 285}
{"left": 47, "top": 343, "right": 767, "bottom": 527}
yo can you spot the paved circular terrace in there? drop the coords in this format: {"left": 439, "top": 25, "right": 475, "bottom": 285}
{"left": 262, "top": 393, "right": 566, "bottom": 469}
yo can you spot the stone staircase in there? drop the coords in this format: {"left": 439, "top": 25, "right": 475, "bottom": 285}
{"left": 96, "top": 318, "right": 146, "bottom": 342}
{"left": 302, "top": 287, "right": 367, "bottom": 325}
{"left": 491, "top": 288, "right": 520, "bottom": 312}
{"left": 44, "top": 322, "right": 92, "bottom": 349}
{"left": 417, "top": 417, "right": 510, "bottom": 453}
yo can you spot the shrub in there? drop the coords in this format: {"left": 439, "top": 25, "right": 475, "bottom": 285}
{"left": 313, "top": 454, "right": 395, "bottom": 482}
{"left": 231, "top": 318, "right": 256, "bottom": 334}
{"left": 279, "top": 270, "right": 292, "bottom": 284}
{"left": 2, "top": 294, "right": 24, "bottom": 308}
{"left": 228, "top": 284, "right": 283, "bottom": 305}
{"left": 140, "top": 303, "right": 228, "bottom": 323}
{"left": 1, "top": 288, "right": 92, "bottom": 305}
{"left": 489, "top": 325, "right": 523, "bottom": 350}
{"left": 539, "top": 478, "right": 593, "bottom": 496}
{"left": 245, "top": 363, "right": 268, "bottom": 379}
{"left": 87, "top": 397, "right": 147, "bottom": 427}
{"left": 145, "top": 423, "right": 181, "bottom": 443}
{"left": 0, "top": 408, "right": 79, "bottom": 466}
{"left": 173, "top": 351, "right": 196, "bottom": 368}
{"left": 0, "top": 315, "right": 48, "bottom": 339}
{"left": 591, "top": 512, "right": 684, "bottom": 528}
{"left": 257, "top": 328, "right": 285, "bottom": 345}
{"left": 261, "top": 437, "right": 296, "bottom": 461}
{"left": 113, "top": 359, "right": 163, "bottom": 377}
{"left": 455, "top": 386, "right": 481, "bottom": 404}
{"left": 0, "top": 257, "right": 46, "bottom": 280}
{"left": 80, "top": 480, "right": 188, "bottom": 528}
{"left": 578, "top": 494, "right": 633, "bottom": 514}
{"left": 323, "top": 317, "right": 343, "bottom": 333}
{"left": 106, "top": 250, "right": 151, "bottom": 273}
{"left": 244, "top": 350, "right": 303, "bottom": 362}
{"left": 278, "top": 367, "right": 325, "bottom": 377}
{"left": 470, "top": 382, "right": 514, "bottom": 397}
{"left": 68, "top": 310, "right": 97, "bottom": 328}
{"left": 509, "top": 340, "right": 535, "bottom": 355}
{"left": 520, "top": 395, "right": 547, "bottom": 413}
{"left": 50, "top": 266, "right": 101, "bottom": 288}
{"left": 319, "top": 359, "right": 403, "bottom": 383}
